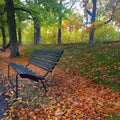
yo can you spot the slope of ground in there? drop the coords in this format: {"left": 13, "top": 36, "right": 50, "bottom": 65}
{"left": 0, "top": 43, "right": 120, "bottom": 119}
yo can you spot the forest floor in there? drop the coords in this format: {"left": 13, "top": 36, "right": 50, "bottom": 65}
{"left": 0, "top": 42, "right": 120, "bottom": 120}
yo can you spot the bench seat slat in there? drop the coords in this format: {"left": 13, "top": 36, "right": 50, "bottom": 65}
{"left": 29, "top": 58, "right": 54, "bottom": 71}
{"left": 9, "top": 62, "right": 36, "bottom": 75}
{"left": 34, "top": 49, "right": 63, "bottom": 55}
{"left": 9, "top": 62, "right": 44, "bottom": 81}
{"left": 29, "top": 50, "right": 64, "bottom": 71}
{"left": 30, "top": 54, "right": 59, "bottom": 63}
{"left": 30, "top": 55, "right": 57, "bottom": 64}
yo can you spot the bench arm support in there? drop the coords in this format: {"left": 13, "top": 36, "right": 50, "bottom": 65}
{"left": 8, "top": 65, "right": 19, "bottom": 98}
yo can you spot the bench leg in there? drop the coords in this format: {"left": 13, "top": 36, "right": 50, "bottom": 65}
{"left": 39, "top": 79, "right": 47, "bottom": 93}
{"left": 15, "top": 74, "right": 19, "bottom": 98}
{"left": 8, "top": 65, "right": 10, "bottom": 80}
{"left": 8, "top": 65, "right": 19, "bottom": 98}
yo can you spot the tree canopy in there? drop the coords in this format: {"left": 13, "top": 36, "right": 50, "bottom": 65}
{"left": 0, "top": 0, "right": 120, "bottom": 57}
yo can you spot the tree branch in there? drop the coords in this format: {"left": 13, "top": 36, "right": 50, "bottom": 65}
{"left": 86, "top": 9, "right": 92, "bottom": 16}
{"left": 69, "top": 0, "right": 77, "bottom": 10}
{"left": 15, "top": 7, "right": 39, "bottom": 15}
{"left": 95, "top": 2, "right": 118, "bottom": 29}
{"left": 14, "top": 7, "right": 40, "bottom": 20}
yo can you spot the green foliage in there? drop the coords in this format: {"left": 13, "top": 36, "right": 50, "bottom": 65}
{"left": 22, "top": 25, "right": 90, "bottom": 44}
{"left": 22, "top": 23, "right": 34, "bottom": 44}
{"left": 107, "top": 114, "right": 120, "bottom": 120}
{"left": 21, "top": 24, "right": 119, "bottom": 44}
{"left": 41, "top": 26, "right": 58, "bottom": 44}
{"left": 94, "top": 25, "right": 119, "bottom": 42}
{"left": 0, "top": 0, "right": 120, "bottom": 46}
{"left": 62, "top": 30, "right": 89, "bottom": 43}
{"left": 38, "top": 28, "right": 89, "bottom": 44}
{"left": 0, "top": 0, "right": 5, "bottom": 8}
{"left": 0, "top": 27, "right": 9, "bottom": 45}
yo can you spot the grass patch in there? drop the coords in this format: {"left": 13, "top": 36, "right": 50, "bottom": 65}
{"left": 22, "top": 42, "right": 120, "bottom": 92}
{"left": 107, "top": 114, "right": 120, "bottom": 120}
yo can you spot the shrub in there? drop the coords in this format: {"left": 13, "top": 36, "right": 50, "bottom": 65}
{"left": 94, "top": 25, "right": 119, "bottom": 42}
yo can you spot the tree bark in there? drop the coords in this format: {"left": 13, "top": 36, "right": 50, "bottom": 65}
{"left": 5, "top": 0, "right": 20, "bottom": 57}
{"left": 57, "top": 0, "right": 62, "bottom": 45}
{"left": 18, "top": 28, "right": 22, "bottom": 45}
{"left": 89, "top": 0, "right": 97, "bottom": 44}
{"left": 89, "top": 28, "right": 95, "bottom": 44}
{"left": 34, "top": 18, "right": 40, "bottom": 45}
{"left": 1, "top": 27, "right": 6, "bottom": 51}
{"left": 58, "top": 16, "right": 62, "bottom": 45}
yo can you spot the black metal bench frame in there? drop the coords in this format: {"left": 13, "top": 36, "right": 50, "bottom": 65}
{"left": 8, "top": 49, "right": 64, "bottom": 98}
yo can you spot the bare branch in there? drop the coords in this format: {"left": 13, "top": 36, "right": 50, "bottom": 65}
{"left": 69, "top": 0, "right": 77, "bottom": 10}
{"left": 86, "top": 9, "right": 92, "bottom": 16}
{"left": 95, "top": 0, "right": 119, "bottom": 29}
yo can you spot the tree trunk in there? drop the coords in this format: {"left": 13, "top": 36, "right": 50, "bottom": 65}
{"left": 18, "top": 28, "right": 22, "bottom": 45}
{"left": 89, "top": 0, "right": 97, "bottom": 44}
{"left": 89, "top": 28, "right": 95, "bottom": 44}
{"left": 58, "top": 16, "right": 62, "bottom": 45}
{"left": 1, "top": 27, "right": 6, "bottom": 51}
{"left": 57, "top": 0, "right": 62, "bottom": 45}
{"left": 5, "top": 0, "right": 20, "bottom": 57}
{"left": 34, "top": 18, "right": 40, "bottom": 45}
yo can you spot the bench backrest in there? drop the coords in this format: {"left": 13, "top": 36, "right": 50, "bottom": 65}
{"left": 29, "top": 49, "right": 64, "bottom": 72}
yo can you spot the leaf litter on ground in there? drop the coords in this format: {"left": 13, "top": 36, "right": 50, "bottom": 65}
{"left": 0, "top": 43, "right": 120, "bottom": 119}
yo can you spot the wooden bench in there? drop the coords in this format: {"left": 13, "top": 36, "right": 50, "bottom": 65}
{"left": 8, "top": 49, "right": 64, "bottom": 98}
